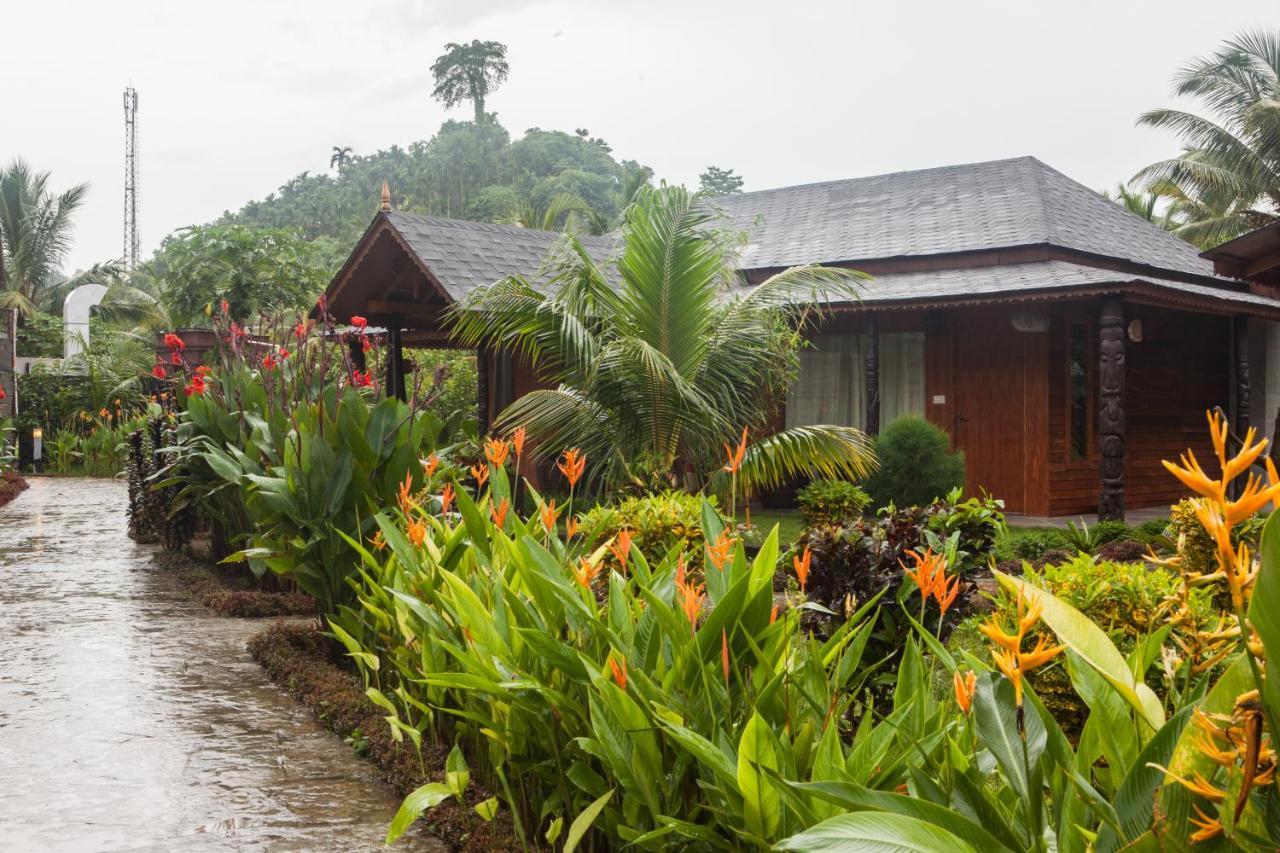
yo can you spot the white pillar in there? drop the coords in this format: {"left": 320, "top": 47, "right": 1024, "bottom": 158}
{"left": 63, "top": 283, "right": 108, "bottom": 362}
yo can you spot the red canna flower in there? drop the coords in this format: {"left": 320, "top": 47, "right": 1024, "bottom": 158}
{"left": 151, "top": 363, "right": 166, "bottom": 379}
{"left": 485, "top": 438, "right": 511, "bottom": 467}
{"left": 0, "top": 385, "right": 5, "bottom": 401}
{"left": 557, "top": 448, "right": 586, "bottom": 487}
{"left": 490, "top": 498, "right": 510, "bottom": 529}
{"left": 277, "top": 347, "right": 290, "bottom": 359}
{"left": 361, "top": 335, "right": 373, "bottom": 353}
{"left": 261, "top": 353, "right": 278, "bottom": 370}
{"left": 163, "top": 332, "right": 186, "bottom": 351}
{"left": 470, "top": 463, "right": 489, "bottom": 488}
{"left": 351, "top": 369, "right": 374, "bottom": 388}
{"left": 219, "top": 298, "right": 229, "bottom": 315}
{"left": 350, "top": 315, "right": 368, "bottom": 330}
{"left": 793, "top": 546, "right": 812, "bottom": 592}
{"left": 607, "top": 657, "right": 628, "bottom": 691}
{"left": 722, "top": 426, "right": 748, "bottom": 474}
{"left": 294, "top": 321, "right": 307, "bottom": 340}
{"left": 195, "top": 365, "right": 213, "bottom": 377}
{"left": 185, "top": 374, "right": 207, "bottom": 396}
{"left": 170, "top": 351, "right": 183, "bottom": 365}
{"left": 610, "top": 529, "right": 633, "bottom": 572}
{"left": 440, "top": 483, "right": 455, "bottom": 514}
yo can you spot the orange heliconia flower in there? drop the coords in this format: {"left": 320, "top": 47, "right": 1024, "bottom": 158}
{"left": 471, "top": 463, "right": 490, "bottom": 487}
{"left": 721, "top": 628, "right": 731, "bottom": 686}
{"left": 980, "top": 591, "right": 1064, "bottom": 706}
{"left": 558, "top": 448, "right": 586, "bottom": 487}
{"left": 397, "top": 472, "right": 417, "bottom": 514}
{"left": 607, "top": 657, "right": 628, "bottom": 691}
{"left": 901, "top": 548, "right": 945, "bottom": 598}
{"left": 610, "top": 529, "right": 634, "bottom": 572}
{"left": 565, "top": 516, "right": 581, "bottom": 539}
{"left": 769, "top": 604, "right": 780, "bottom": 625}
{"left": 511, "top": 426, "right": 527, "bottom": 458}
{"left": 677, "top": 577, "right": 705, "bottom": 636}
{"left": 675, "top": 555, "right": 687, "bottom": 586}
{"left": 707, "top": 530, "right": 734, "bottom": 571}
{"left": 422, "top": 454, "right": 440, "bottom": 478}
{"left": 953, "top": 670, "right": 977, "bottom": 714}
{"left": 723, "top": 426, "right": 748, "bottom": 474}
{"left": 440, "top": 483, "right": 455, "bottom": 515}
{"left": 1189, "top": 805, "right": 1224, "bottom": 843}
{"left": 933, "top": 573, "right": 961, "bottom": 617}
{"left": 407, "top": 517, "right": 427, "bottom": 547}
{"left": 793, "top": 546, "right": 812, "bottom": 592}
{"left": 490, "top": 498, "right": 510, "bottom": 529}
{"left": 574, "top": 556, "right": 601, "bottom": 590}
{"left": 371, "top": 530, "right": 387, "bottom": 551}
{"left": 485, "top": 438, "right": 511, "bottom": 467}
{"left": 539, "top": 499, "right": 559, "bottom": 533}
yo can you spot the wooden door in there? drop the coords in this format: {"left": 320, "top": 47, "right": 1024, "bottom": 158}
{"left": 952, "top": 328, "right": 1028, "bottom": 511}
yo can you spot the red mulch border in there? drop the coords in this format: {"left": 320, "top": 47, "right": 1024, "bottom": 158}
{"left": 0, "top": 472, "right": 28, "bottom": 510}
{"left": 247, "top": 623, "right": 521, "bottom": 851}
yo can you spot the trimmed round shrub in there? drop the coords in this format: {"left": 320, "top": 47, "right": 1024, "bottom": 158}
{"left": 579, "top": 490, "right": 711, "bottom": 570}
{"left": 862, "top": 416, "right": 965, "bottom": 509}
{"left": 795, "top": 479, "right": 871, "bottom": 527}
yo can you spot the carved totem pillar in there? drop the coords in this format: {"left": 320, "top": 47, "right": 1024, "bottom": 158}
{"left": 1097, "top": 299, "right": 1126, "bottom": 521}
{"left": 385, "top": 324, "right": 407, "bottom": 402}
{"left": 865, "top": 315, "right": 881, "bottom": 436}
{"left": 1234, "top": 316, "right": 1251, "bottom": 437}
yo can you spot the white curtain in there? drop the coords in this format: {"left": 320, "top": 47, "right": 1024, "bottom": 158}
{"left": 787, "top": 332, "right": 924, "bottom": 428}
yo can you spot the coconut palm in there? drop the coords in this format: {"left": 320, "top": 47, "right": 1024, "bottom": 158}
{"left": 430, "top": 40, "right": 510, "bottom": 123}
{"left": 450, "top": 184, "right": 876, "bottom": 494}
{"left": 1135, "top": 29, "right": 1280, "bottom": 247}
{"left": 0, "top": 159, "right": 121, "bottom": 316}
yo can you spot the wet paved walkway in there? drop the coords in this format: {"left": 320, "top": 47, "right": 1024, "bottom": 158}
{"left": 0, "top": 478, "right": 442, "bottom": 852}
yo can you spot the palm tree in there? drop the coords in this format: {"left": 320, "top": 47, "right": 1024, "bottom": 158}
{"left": 496, "top": 193, "right": 591, "bottom": 231}
{"left": 450, "top": 185, "right": 876, "bottom": 494}
{"left": 1102, "top": 181, "right": 1175, "bottom": 225}
{"left": 430, "top": 40, "right": 510, "bottom": 123}
{"left": 330, "top": 146, "right": 353, "bottom": 174}
{"left": 1134, "top": 29, "right": 1280, "bottom": 247}
{"left": 0, "top": 159, "right": 118, "bottom": 316}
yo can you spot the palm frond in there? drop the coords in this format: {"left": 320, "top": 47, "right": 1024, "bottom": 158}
{"left": 707, "top": 425, "right": 877, "bottom": 494}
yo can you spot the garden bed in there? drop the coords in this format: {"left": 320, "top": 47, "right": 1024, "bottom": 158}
{"left": 248, "top": 623, "right": 520, "bottom": 851}
{"left": 152, "top": 551, "right": 317, "bottom": 618}
{"left": 0, "top": 471, "right": 29, "bottom": 509}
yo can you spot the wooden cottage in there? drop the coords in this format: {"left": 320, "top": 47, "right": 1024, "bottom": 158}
{"left": 323, "top": 159, "right": 1280, "bottom": 519}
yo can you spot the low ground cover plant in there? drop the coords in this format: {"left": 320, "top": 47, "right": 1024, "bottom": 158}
{"left": 795, "top": 478, "right": 870, "bottom": 526}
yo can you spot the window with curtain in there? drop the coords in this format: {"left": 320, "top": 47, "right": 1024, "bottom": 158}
{"left": 787, "top": 332, "right": 925, "bottom": 428}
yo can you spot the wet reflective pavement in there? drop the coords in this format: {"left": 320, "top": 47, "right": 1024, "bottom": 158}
{"left": 0, "top": 478, "right": 443, "bottom": 852}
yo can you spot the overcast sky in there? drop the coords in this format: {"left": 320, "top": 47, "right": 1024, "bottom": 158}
{"left": 6, "top": 0, "right": 1276, "bottom": 272}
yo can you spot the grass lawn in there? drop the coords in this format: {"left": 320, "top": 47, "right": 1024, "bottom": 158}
{"left": 749, "top": 508, "right": 805, "bottom": 545}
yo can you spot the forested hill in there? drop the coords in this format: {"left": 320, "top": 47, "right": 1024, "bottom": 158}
{"left": 218, "top": 119, "right": 653, "bottom": 245}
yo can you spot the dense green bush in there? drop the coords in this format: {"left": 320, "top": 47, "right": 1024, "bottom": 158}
{"left": 1168, "top": 497, "right": 1264, "bottom": 574}
{"left": 861, "top": 415, "right": 965, "bottom": 508}
{"left": 579, "top": 490, "right": 711, "bottom": 570}
{"left": 795, "top": 478, "right": 870, "bottom": 526}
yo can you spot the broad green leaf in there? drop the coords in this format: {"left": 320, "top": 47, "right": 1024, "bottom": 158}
{"left": 1095, "top": 705, "right": 1194, "bottom": 852}
{"left": 564, "top": 788, "right": 613, "bottom": 853}
{"left": 775, "top": 811, "right": 978, "bottom": 852}
{"left": 738, "top": 712, "right": 781, "bottom": 839}
{"left": 385, "top": 782, "right": 451, "bottom": 845}
{"left": 1250, "top": 510, "right": 1280, "bottom": 716}
{"left": 971, "top": 673, "right": 1045, "bottom": 801}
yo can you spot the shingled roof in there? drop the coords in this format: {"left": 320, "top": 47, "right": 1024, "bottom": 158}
{"left": 713, "top": 156, "right": 1217, "bottom": 278}
{"left": 384, "top": 211, "right": 617, "bottom": 302}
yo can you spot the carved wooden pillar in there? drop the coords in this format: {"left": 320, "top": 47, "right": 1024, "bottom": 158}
{"left": 476, "top": 344, "right": 491, "bottom": 434}
{"left": 1098, "top": 299, "right": 1126, "bottom": 521}
{"left": 865, "top": 316, "right": 881, "bottom": 436}
{"left": 1234, "top": 316, "right": 1251, "bottom": 437}
{"left": 385, "top": 324, "right": 406, "bottom": 402}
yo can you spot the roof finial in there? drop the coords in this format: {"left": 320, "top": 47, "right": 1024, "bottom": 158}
{"left": 380, "top": 181, "right": 391, "bottom": 212}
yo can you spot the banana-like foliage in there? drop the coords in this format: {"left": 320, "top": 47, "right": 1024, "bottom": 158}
{"left": 1135, "top": 29, "right": 1280, "bottom": 247}
{"left": 451, "top": 184, "right": 875, "bottom": 493}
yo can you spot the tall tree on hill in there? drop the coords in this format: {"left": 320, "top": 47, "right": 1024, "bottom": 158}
{"left": 330, "top": 146, "right": 353, "bottom": 174}
{"left": 431, "top": 40, "right": 510, "bottom": 123}
{"left": 1135, "top": 29, "right": 1280, "bottom": 248}
{"left": 698, "top": 166, "right": 744, "bottom": 197}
